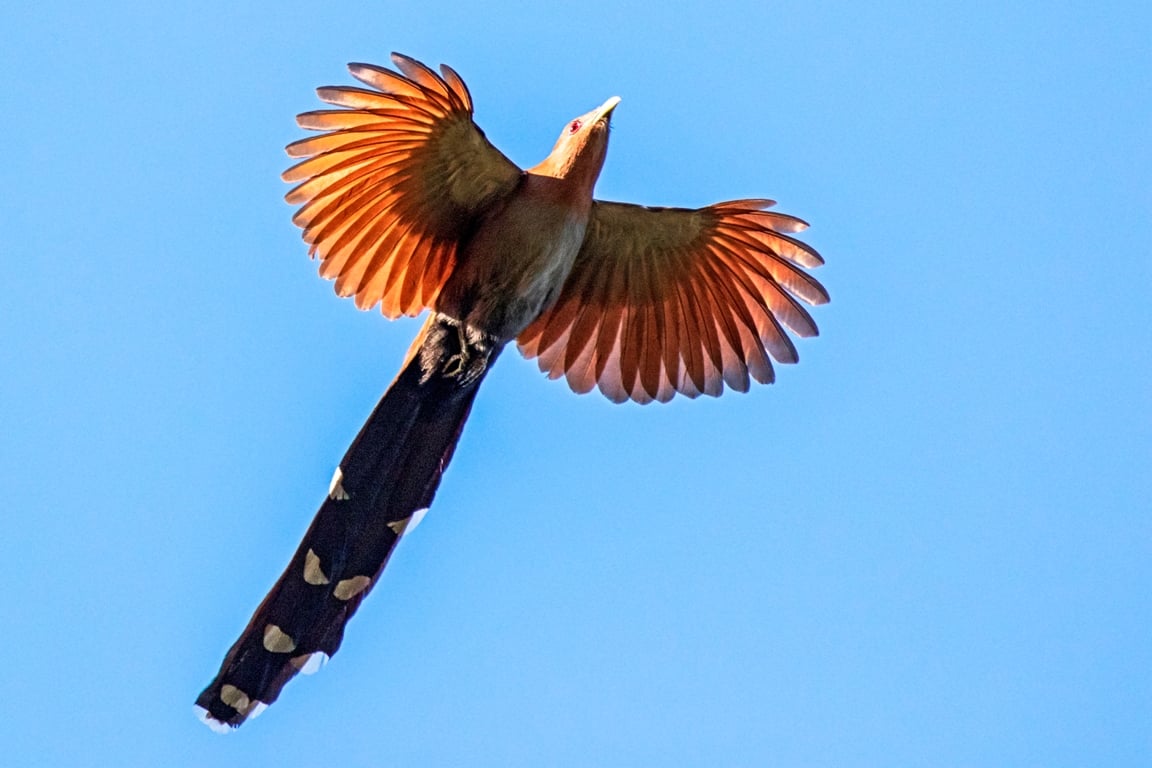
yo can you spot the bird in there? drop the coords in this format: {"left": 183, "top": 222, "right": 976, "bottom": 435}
{"left": 196, "top": 52, "right": 829, "bottom": 731}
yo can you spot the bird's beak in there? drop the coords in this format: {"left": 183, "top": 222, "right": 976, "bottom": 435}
{"left": 595, "top": 96, "right": 621, "bottom": 122}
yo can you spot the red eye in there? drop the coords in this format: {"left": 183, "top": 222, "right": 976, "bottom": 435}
{"left": 568, "top": 119, "right": 582, "bottom": 134}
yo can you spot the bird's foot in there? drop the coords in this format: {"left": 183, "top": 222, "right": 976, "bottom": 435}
{"left": 442, "top": 320, "right": 472, "bottom": 378}
{"left": 421, "top": 314, "right": 501, "bottom": 388}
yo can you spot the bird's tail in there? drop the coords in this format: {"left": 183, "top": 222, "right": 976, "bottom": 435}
{"left": 196, "top": 314, "right": 500, "bottom": 730}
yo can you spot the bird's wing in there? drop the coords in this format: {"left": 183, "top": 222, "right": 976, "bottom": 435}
{"left": 283, "top": 53, "right": 522, "bottom": 317}
{"left": 517, "top": 199, "right": 829, "bottom": 403}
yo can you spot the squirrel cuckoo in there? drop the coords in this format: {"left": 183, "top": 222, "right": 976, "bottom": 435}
{"left": 196, "top": 53, "right": 828, "bottom": 730}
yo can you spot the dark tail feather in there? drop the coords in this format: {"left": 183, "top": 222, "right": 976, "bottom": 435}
{"left": 197, "top": 316, "right": 498, "bottom": 729}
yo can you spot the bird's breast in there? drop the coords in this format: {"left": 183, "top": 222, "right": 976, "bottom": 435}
{"left": 437, "top": 191, "right": 590, "bottom": 342}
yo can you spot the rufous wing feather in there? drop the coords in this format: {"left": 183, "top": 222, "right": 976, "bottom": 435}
{"left": 518, "top": 200, "right": 829, "bottom": 403}
{"left": 284, "top": 53, "right": 523, "bottom": 318}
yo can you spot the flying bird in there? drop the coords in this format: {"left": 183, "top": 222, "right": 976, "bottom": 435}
{"left": 196, "top": 53, "right": 828, "bottom": 730}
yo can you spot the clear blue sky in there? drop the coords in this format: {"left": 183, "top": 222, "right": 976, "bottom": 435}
{"left": 3, "top": 1, "right": 1149, "bottom": 765}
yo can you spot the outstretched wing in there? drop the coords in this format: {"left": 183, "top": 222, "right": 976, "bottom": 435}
{"left": 517, "top": 199, "right": 829, "bottom": 404}
{"left": 283, "top": 53, "right": 522, "bottom": 317}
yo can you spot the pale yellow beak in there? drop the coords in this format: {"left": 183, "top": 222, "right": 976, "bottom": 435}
{"left": 596, "top": 96, "right": 622, "bottom": 121}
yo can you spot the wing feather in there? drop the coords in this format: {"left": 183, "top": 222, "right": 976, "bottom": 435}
{"left": 344, "top": 64, "right": 427, "bottom": 100}
{"left": 517, "top": 199, "right": 827, "bottom": 403}
{"left": 618, "top": 249, "right": 649, "bottom": 400}
{"left": 693, "top": 255, "right": 755, "bottom": 392}
{"left": 390, "top": 54, "right": 457, "bottom": 104}
{"left": 648, "top": 250, "right": 680, "bottom": 402}
{"left": 285, "top": 55, "right": 521, "bottom": 316}
{"left": 711, "top": 237, "right": 818, "bottom": 341}
{"left": 438, "top": 64, "right": 473, "bottom": 111}
{"left": 686, "top": 261, "right": 726, "bottom": 397}
{"left": 707, "top": 243, "right": 793, "bottom": 369}
{"left": 670, "top": 274, "right": 705, "bottom": 398}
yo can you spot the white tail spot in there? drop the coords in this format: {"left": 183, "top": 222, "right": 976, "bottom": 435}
{"left": 290, "top": 651, "right": 330, "bottom": 675}
{"left": 194, "top": 705, "right": 232, "bottom": 734}
{"left": 328, "top": 467, "right": 349, "bottom": 500}
{"left": 407, "top": 507, "right": 429, "bottom": 533}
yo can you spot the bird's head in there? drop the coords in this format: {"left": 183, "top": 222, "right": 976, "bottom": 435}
{"left": 533, "top": 96, "right": 620, "bottom": 190}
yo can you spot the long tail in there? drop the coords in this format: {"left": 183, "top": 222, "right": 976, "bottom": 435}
{"left": 197, "top": 314, "right": 501, "bottom": 730}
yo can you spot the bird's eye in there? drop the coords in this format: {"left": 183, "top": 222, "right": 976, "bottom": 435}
{"left": 568, "top": 119, "right": 582, "bottom": 134}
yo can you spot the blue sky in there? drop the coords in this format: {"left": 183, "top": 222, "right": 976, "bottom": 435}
{"left": 2, "top": 1, "right": 1149, "bottom": 765}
